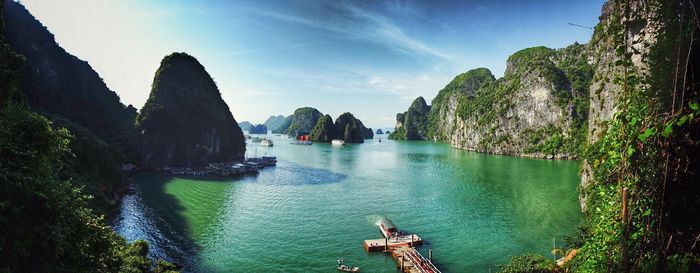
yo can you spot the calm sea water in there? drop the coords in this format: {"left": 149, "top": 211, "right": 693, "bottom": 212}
{"left": 113, "top": 134, "right": 582, "bottom": 273}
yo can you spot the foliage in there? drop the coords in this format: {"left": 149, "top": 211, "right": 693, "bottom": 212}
{"left": 283, "top": 107, "right": 323, "bottom": 136}
{"left": 334, "top": 112, "right": 369, "bottom": 143}
{"left": 0, "top": 113, "right": 179, "bottom": 271}
{"left": 497, "top": 254, "right": 554, "bottom": 273}
{"left": 136, "top": 52, "right": 246, "bottom": 167}
{"left": 309, "top": 114, "right": 338, "bottom": 142}
{"left": 568, "top": 1, "right": 700, "bottom": 272}
{"left": 2, "top": 0, "right": 142, "bottom": 210}
{"left": 427, "top": 68, "right": 496, "bottom": 140}
{"left": 0, "top": 7, "right": 176, "bottom": 269}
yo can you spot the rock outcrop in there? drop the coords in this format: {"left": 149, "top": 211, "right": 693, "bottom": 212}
{"left": 275, "top": 107, "right": 322, "bottom": 136}
{"left": 309, "top": 113, "right": 373, "bottom": 143}
{"left": 136, "top": 53, "right": 245, "bottom": 168}
{"left": 578, "top": 0, "right": 677, "bottom": 212}
{"left": 334, "top": 112, "right": 372, "bottom": 143}
{"left": 389, "top": 96, "right": 431, "bottom": 140}
{"left": 309, "top": 114, "right": 339, "bottom": 142}
{"left": 392, "top": 45, "right": 591, "bottom": 158}
{"left": 376, "top": 129, "right": 383, "bottom": 134}
{"left": 249, "top": 124, "right": 267, "bottom": 134}
{"left": 263, "top": 115, "right": 287, "bottom": 131}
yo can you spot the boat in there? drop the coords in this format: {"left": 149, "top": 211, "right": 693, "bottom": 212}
{"left": 261, "top": 138, "right": 273, "bottom": 146}
{"left": 331, "top": 139, "right": 345, "bottom": 146}
{"left": 291, "top": 140, "right": 313, "bottom": 145}
{"left": 337, "top": 259, "right": 359, "bottom": 272}
{"left": 337, "top": 265, "right": 360, "bottom": 272}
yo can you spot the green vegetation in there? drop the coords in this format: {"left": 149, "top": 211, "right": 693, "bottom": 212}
{"left": 497, "top": 254, "right": 553, "bottom": 273}
{"left": 391, "top": 97, "right": 431, "bottom": 140}
{"left": 281, "top": 107, "right": 323, "bottom": 136}
{"left": 427, "top": 68, "right": 496, "bottom": 140}
{"left": 499, "top": 1, "right": 700, "bottom": 272}
{"left": 567, "top": 1, "right": 700, "bottom": 272}
{"left": 3, "top": 0, "right": 140, "bottom": 210}
{"left": 309, "top": 114, "right": 338, "bottom": 142}
{"left": 333, "top": 112, "right": 371, "bottom": 143}
{"left": 0, "top": 6, "right": 175, "bottom": 269}
{"left": 137, "top": 52, "right": 246, "bottom": 167}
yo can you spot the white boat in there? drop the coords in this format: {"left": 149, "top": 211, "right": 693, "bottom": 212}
{"left": 331, "top": 139, "right": 345, "bottom": 146}
{"left": 261, "top": 138, "right": 273, "bottom": 147}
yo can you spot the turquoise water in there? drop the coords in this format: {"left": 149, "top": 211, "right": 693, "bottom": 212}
{"left": 114, "top": 135, "right": 582, "bottom": 272}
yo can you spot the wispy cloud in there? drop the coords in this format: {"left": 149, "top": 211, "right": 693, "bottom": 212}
{"left": 243, "top": 3, "right": 451, "bottom": 60}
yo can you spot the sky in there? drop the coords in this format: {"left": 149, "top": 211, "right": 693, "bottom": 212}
{"left": 20, "top": 0, "right": 605, "bottom": 128}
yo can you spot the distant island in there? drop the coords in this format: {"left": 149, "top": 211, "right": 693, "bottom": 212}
{"left": 249, "top": 124, "right": 267, "bottom": 134}
{"left": 238, "top": 121, "right": 253, "bottom": 131}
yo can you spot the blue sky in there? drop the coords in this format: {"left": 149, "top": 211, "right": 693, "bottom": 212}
{"left": 21, "top": 0, "right": 604, "bottom": 128}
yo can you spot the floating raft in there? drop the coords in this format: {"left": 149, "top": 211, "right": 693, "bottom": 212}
{"left": 363, "top": 218, "right": 441, "bottom": 273}
{"left": 363, "top": 234, "right": 422, "bottom": 252}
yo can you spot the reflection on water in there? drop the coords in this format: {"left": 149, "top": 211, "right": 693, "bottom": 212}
{"left": 114, "top": 135, "right": 582, "bottom": 272}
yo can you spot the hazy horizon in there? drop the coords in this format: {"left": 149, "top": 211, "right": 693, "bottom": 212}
{"left": 20, "top": 0, "right": 603, "bottom": 128}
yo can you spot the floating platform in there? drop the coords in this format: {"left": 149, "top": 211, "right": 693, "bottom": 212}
{"left": 364, "top": 234, "right": 422, "bottom": 252}
{"left": 364, "top": 218, "right": 441, "bottom": 273}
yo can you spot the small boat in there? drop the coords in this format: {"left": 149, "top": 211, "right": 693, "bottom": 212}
{"left": 331, "top": 139, "right": 345, "bottom": 146}
{"left": 261, "top": 138, "right": 273, "bottom": 146}
{"left": 337, "top": 265, "right": 360, "bottom": 272}
{"left": 291, "top": 140, "right": 313, "bottom": 145}
{"left": 378, "top": 138, "right": 381, "bottom": 142}
{"left": 337, "top": 259, "right": 359, "bottom": 272}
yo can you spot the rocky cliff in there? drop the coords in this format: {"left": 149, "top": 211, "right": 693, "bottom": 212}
{"left": 2, "top": 0, "right": 139, "bottom": 209}
{"left": 392, "top": 44, "right": 592, "bottom": 158}
{"left": 309, "top": 114, "right": 339, "bottom": 142}
{"left": 578, "top": 0, "right": 687, "bottom": 211}
{"left": 274, "top": 107, "right": 322, "bottom": 136}
{"left": 389, "top": 96, "right": 431, "bottom": 140}
{"left": 309, "top": 113, "right": 372, "bottom": 143}
{"left": 136, "top": 52, "right": 245, "bottom": 168}
{"left": 335, "top": 112, "right": 372, "bottom": 143}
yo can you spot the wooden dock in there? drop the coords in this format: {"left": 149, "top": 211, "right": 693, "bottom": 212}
{"left": 364, "top": 218, "right": 441, "bottom": 273}
{"left": 392, "top": 246, "right": 441, "bottom": 273}
{"left": 364, "top": 234, "right": 422, "bottom": 252}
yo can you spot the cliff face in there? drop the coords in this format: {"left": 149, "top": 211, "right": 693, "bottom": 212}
{"left": 276, "top": 107, "right": 322, "bottom": 136}
{"left": 335, "top": 112, "right": 372, "bottom": 143}
{"left": 2, "top": 0, "right": 139, "bottom": 209}
{"left": 390, "top": 96, "right": 431, "bottom": 140}
{"left": 309, "top": 114, "right": 338, "bottom": 142}
{"left": 394, "top": 45, "right": 592, "bottom": 158}
{"left": 136, "top": 53, "right": 245, "bottom": 168}
{"left": 579, "top": 0, "right": 672, "bottom": 212}
{"left": 309, "top": 113, "right": 372, "bottom": 143}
